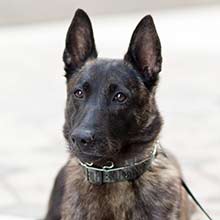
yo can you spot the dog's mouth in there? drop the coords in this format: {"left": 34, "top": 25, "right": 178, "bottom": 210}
{"left": 77, "top": 152, "right": 113, "bottom": 167}
{"left": 68, "top": 144, "right": 118, "bottom": 167}
{"left": 68, "top": 145, "right": 105, "bottom": 161}
{"left": 78, "top": 151, "right": 103, "bottom": 159}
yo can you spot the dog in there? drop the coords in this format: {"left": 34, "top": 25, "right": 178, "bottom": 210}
{"left": 44, "top": 9, "right": 196, "bottom": 220}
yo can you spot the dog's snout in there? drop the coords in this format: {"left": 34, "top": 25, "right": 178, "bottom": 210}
{"left": 71, "top": 129, "right": 95, "bottom": 150}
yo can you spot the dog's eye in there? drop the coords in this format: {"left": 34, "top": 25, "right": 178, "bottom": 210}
{"left": 74, "top": 89, "right": 84, "bottom": 98}
{"left": 113, "top": 92, "right": 127, "bottom": 103}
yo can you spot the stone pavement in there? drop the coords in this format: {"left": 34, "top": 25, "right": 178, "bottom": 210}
{"left": 0, "top": 5, "right": 219, "bottom": 219}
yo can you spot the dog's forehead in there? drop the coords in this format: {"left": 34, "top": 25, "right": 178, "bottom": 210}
{"left": 79, "top": 59, "right": 138, "bottom": 85}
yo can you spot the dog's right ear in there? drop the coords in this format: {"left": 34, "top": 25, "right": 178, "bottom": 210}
{"left": 63, "top": 9, "right": 97, "bottom": 79}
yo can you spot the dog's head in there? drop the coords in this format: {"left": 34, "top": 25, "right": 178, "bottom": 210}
{"left": 63, "top": 9, "right": 162, "bottom": 165}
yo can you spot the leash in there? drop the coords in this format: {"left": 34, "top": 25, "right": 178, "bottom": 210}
{"left": 181, "top": 178, "right": 213, "bottom": 220}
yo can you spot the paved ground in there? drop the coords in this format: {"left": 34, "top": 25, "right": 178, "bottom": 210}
{"left": 0, "top": 5, "right": 219, "bottom": 219}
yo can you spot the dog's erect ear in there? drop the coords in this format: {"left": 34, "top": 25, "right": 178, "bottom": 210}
{"left": 124, "top": 15, "right": 162, "bottom": 89}
{"left": 63, "top": 9, "right": 97, "bottom": 78}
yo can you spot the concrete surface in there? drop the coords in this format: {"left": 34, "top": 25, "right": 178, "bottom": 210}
{"left": 0, "top": 5, "right": 219, "bottom": 219}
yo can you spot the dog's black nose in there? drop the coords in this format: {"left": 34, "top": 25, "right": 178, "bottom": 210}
{"left": 71, "top": 129, "right": 95, "bottom": 150}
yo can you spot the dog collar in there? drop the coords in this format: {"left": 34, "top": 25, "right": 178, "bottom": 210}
{"left": 79, "top": 141, "right": 159, "bottom": 185}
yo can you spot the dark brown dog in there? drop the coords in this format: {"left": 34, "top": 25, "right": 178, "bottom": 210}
{"left": 44, "top": 9, "right": 196, "bottom": 220}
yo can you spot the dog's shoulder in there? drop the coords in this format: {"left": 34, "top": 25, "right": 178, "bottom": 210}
{"left": 140, "top": 149, "right": 182, "bottom": 191}
{"left": 45, "top": 158, "right": 84, "bottom": 220}
{"left": 44, "top": 165, "right": 67, "bottom": 220}
{"left": 134, "top": 150, "right": 187, "bottom": 219}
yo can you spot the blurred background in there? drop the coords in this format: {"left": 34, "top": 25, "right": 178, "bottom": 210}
{"left": 0, "top": 0, "right": 220, "bottom": 219}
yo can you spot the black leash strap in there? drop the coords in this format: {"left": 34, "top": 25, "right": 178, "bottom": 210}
{"left": 181, "top": 178, "right": 213, "bottom": 220}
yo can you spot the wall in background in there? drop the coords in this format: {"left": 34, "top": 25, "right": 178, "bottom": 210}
{"left": 1, "top": 0, "right": 219, "bottom": 26}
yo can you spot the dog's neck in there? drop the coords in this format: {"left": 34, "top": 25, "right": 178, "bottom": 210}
{"left": 77, "top": 140, "right": 159, "bottom": 185}
{"left": 78, "top": 139, "right": 159, "bottom": 169}
{"left": 113, "top": 140, "right": 158, "bottom": 167}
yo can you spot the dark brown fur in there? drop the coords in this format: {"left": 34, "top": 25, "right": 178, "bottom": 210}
{"left": 45, "top": 153, "right": 192, "bottom": 220}
{"left": 44, "top": 9, "right": 195, "bottom": 220}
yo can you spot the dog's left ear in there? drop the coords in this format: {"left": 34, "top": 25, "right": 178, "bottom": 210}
{"left": 63, "top": 9, "right": 97, "bottom": 79}
{"left": 124, "top": 15, "right": 162, "bottom": 89}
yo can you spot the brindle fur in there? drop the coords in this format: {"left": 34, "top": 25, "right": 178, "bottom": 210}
{"left": 45, "top": 9, "right": 195, "bottom": 220}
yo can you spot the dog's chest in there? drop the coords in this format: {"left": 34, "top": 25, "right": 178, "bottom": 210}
{"left": 61, "top": 181, "right": 136, "bottom": 220}
{"left": 60, "top": 156, "right": 183, "bottom": 220}
{"left": 60, "top": 177, "right": 181, "bottom": 220}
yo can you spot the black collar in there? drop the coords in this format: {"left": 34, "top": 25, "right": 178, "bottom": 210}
{"left": 79, "top": 141, "right": 159, "bottom": 185}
